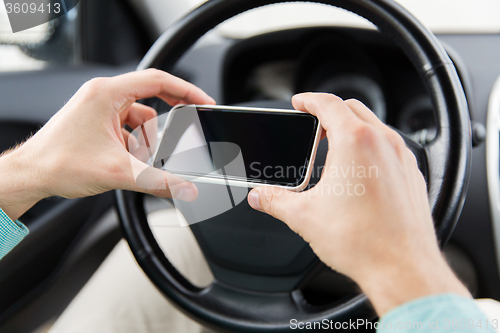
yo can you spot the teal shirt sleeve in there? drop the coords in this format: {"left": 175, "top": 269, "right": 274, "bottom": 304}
{"left": 377, "top": 294, "right": 497, "bottom": 332}
{"left": 0, "top": 207, "right": 29, "bottom": 259}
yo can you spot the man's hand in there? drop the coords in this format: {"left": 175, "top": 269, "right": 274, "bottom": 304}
{"left": 0, "top": 69, "right": 215, "bottom": 221}
{"left": 247, "top": 93, "right": 470, "bottom": 315}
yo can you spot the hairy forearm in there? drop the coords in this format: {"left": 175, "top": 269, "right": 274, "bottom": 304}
{"left": 0, "top": 144, "right": 48, "bottom": 221}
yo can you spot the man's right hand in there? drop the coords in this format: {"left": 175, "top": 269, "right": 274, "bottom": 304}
{"left": 247, "top": 92, "right": 470, "bottom": 315}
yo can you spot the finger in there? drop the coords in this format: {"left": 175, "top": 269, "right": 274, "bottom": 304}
{"left": 122, "top": 156, "right": 198, "bottom": 201}
{"left": 122, "top": 128, "right": 144, "bottom": 159}
{"left": 120, "top": 102, "right": 157, "bottom": 129}
{"left": 319, "top": 127, "right": 326, "bottom": 141}
{"left": 120, "top": 103, "right": 160, "bottom": 162}
{"left": 162, "top": 96, "right": 206, "bottom": 107}
{"left": 125, "top": 123, "right": 156, "bottom": 163}
{"left": 248, "top": 186, "right": 302, "bottom": 223}
{"left": 109, "top": 69, "right": 216, "bottom": 112}
{"left": 345, "top": 98, "right": 407, "bottom": 149}
{"left": 344, "top": 99, "right": 385, "bottom": 128}
{"left": 292, "top": 93, "right": 362, "bottom": 134}
{"left": 121, "top": 128, "right": 131, "bottom": 150}
{"left": 162, "top": 97, "right": 185, "bottom": 107}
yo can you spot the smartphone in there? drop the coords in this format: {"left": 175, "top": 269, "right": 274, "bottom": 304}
{"left": 151, "top": 105, "right": 321, "bottom": 191}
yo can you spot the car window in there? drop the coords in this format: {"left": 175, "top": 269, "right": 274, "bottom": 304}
{"left": 0, "top": 2, "right": 79, "bottom": 72}
{"left": 213, "top": 0, "right": 500, "bottom": 39}
{"left": 1, "top": 0, "right": 498, "bottom": 73}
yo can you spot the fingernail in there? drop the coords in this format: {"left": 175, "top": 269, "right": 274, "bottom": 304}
{"left": 174, "top": 186, "right": 197, "bottom": 201}
{"left": 248, "top": 191, "right": 262, "bottom": 210}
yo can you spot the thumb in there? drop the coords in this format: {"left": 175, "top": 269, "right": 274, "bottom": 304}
{"left": 247, "top": 186, "right": 301, "bottom": 222}
{"left": 125, "top": 156, "right": 198, "bottom": 201}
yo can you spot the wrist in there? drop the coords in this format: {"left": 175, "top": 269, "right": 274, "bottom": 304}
{"left": 0, "top": 144, "right": 50, "bottom": 220}
{"left": 354, "top": 250, "right": 470, "bottom": 316}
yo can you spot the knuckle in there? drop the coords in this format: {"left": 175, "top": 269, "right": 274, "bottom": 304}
{"left": 149, "top": 186, "right": 166, "bottom": 197}
{"left": 83, "top": 77, "right": 107, "bottom": 93}
{"left": 319, "top": 93, "right": 343, "bottom": 107}
{"left": 405, "top": 148, "right": 419, "bottom": 165}
{"left": 264, "top": 189, "right": 302, "bottom": 222}
{"left": 323, "top": 92, "right": 343, "bottom": 102}
{"left": 345, "top": 98, "right": 364, "bottom": 108}
{"left": 263, "top": 188, "right": 288, "bottom": 217}
{"left": 302, "top": 96, "right": 319, "bottom": 112}
{"left": 105, "top": 161, "right": 129, "bottom": 185}
{"left": 386, "top": 130, "right": 406, "bottom": 150}
{"left": 107, "top": 162, "right": 125, "bottom": 176}
{"left": 145, "top": 68, "right": 164, "bottom": 79}
{"left": 264, "top": 191, "right": 277, "bottom": 216}
{"left": 351, "top": 123, "right": 376, "bottom": 146}
{"left": 148, "top": 176, "right": 167, "bottom": 191}
{"left": 145, "top": 68, "right": 160, "bottom": 73}
{"left": 304, "top": 93, "right": 341, "bottom": 110}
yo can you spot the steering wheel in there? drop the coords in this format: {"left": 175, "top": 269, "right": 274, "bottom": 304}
{"left": 116, "top": 0, "right": 471, "bottom": 331}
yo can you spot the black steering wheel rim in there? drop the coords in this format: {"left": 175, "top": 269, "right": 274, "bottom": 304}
{"left": 116, "top": 0, "right": 471, "bottom": 331}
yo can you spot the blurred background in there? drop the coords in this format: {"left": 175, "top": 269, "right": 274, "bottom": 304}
{"left": 0, "top": 0, "right": 499, "bottom": 73}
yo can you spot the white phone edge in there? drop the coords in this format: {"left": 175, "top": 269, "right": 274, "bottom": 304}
{"left": 151, "top": 104, "right": 322, "bottom": 192}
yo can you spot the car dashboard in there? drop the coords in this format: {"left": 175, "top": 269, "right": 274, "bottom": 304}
{"left": 222, "top": 28, "right": 435, "bottom": 136}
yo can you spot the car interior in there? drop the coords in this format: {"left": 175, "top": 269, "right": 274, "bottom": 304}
{"left": 0, "top": 0, "right": 499, "bottom": 332}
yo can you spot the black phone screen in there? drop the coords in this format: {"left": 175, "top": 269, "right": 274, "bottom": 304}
{"left": 154, "top": 106, "right": 319, "bottom": 187}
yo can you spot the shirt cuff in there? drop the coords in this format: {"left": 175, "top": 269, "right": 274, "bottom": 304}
{"left": 377, "top": 293, "right": 496, "bottom": 332}
{"left": 0, "top": 207, "right": 29, "bottom": 259}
